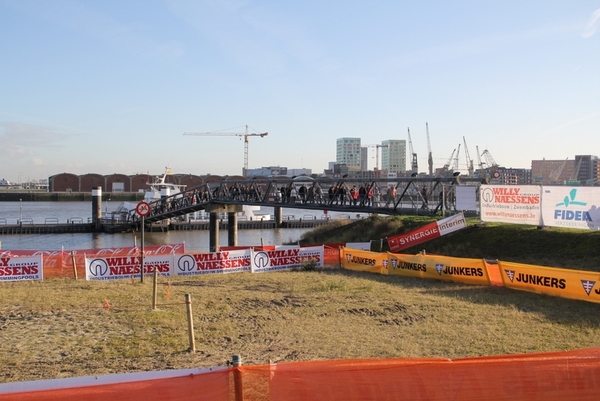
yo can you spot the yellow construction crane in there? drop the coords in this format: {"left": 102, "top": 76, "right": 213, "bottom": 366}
{"left": 184, "top": 125, "right": 268, "bottom": 177}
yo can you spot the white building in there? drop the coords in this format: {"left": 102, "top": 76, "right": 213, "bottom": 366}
{"left": 336, "top": 138, "right": 361, "bottom": 169}
{"left": 381, "top": 140, "right": 407, "bottom": 174}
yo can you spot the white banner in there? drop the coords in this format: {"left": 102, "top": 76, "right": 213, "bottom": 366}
{"left": 455, "top": 186, "right": 478, "bottom": 211}
{"left": 173, "top": 250, "right": 251, "bottom": 276}
{"left": 387, "top": 213, "right": 467, "bottom": 252}
{"left": 480, "top": 185, "right": 542, "bottom": 225}
{"left": 541, "top": 187, "right": 600, "bottom": 230}
{"left": 345, "top": 242, "right": 371, "bottom": 251}
{"left": 251, "top": 246, "right": 324, "bottom": 273}
{"left": 85, "top": 254, "right": 174, "bottom": 281}
{"left": 0, "top": 255, "right": 43, "bottom": 282}
{"left": 437, "top": 212, "right": 467, "bottom": 235}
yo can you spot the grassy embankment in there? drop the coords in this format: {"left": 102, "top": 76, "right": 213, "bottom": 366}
{"left": 299, "top": 215, "right": 600, "bottom": 271}
{"left": 1, "top": 216, "right": 599, "bottom": 383}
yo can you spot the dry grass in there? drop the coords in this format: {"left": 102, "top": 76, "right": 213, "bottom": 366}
{"left": 2, "top": 267, "right": 599, "bottom": 383}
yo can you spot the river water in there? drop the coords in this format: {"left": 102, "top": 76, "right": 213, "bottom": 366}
{"left": 0, "top": 201, "right": 357, "bottom": 252}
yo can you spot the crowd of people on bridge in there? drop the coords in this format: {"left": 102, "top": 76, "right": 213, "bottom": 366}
{"left": 129, "top": 181, "right": 457, "bottom": 223}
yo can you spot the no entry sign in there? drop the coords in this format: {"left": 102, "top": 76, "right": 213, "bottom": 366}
{"left": 135, "top": 201, "right": 151, "bottom": 217}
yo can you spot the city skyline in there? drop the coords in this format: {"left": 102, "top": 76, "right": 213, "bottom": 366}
{"left": 1, "top": 1, "right": 599, "bottom": 183}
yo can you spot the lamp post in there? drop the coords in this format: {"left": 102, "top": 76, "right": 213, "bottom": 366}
{"left": 19, "top": 199, "right": 22, "bottom": 225}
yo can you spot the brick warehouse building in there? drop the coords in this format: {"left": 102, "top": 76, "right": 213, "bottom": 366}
{"left": 47, "top": 173, "right": 254, "bottom": 193}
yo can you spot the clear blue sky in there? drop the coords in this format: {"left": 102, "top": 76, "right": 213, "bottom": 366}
{"left": 1, "top": 0, "right": 598, "bottom": 183}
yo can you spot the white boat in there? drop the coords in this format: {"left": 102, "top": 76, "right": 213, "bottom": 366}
{"left": 108, "top": 167, "right": 268, "bottom": 223}
{"left": 110, "top": 167, "right": 186, "bottom": 222}
{"left": 140, "top": 167, "right": 186, "bottom": 203}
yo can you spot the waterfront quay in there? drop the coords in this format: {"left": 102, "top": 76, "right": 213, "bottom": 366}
{"left": 0, "top": 216, "right": 333, "bottom": 235}
{"left": 0, "top": 190, "right": 142, "bottom": 202}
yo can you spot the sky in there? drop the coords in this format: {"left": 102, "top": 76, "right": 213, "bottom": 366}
{"left": 1, "top": 0, "right": 599, "bottom": 183}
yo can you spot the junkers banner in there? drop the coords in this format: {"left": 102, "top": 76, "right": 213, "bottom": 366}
{"left": 342, "top": 247, "right": 388, "bottom": 274}
{"left": 499, "top": 261, "right": 600, "bottom": 303}
{"left": 541, "top": 187, "right": 600, "bottom": 231}
{"left": 480, "top": 185, "right": 542, "bottom": 226}
{"left": 387, "top": 253, "right": 490, "bottom": 286}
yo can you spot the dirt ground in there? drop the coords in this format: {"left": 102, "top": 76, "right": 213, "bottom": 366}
{"left": 2, "top": 268, "right": 600, "bottom": 384}
{"left": 1, "top": 271, "right": 430, "bottom": 383}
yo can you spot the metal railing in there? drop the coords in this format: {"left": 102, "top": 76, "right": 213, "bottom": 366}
{"left": 116, "top": 175, "right": 483, "bottom": 228}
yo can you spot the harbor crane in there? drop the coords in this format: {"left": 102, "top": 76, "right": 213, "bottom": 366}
{"left": 440, "top": 148, "right": 456, "bottom": 176}
{"left": 426, "top": 123, "right": 433, "bottom": 176}
{"left": 184, "top": 125, "right": 268, "bottom": 177}
{"left": 463, "top": 136, "right": 474, "bottom": 176}
{"left": 476, "top": 146, "right": 484, "bottom": 171}
{"left": 476, "top": 145, "right": 485, "bottom": 178}
{"left": 452, "top": 143, "right": 461, "bottom": 171}
{"left": 481, "top": 149, "right": 498, "bottom": 169}
{"left": 407, "top": 128, "right": 418, "bottom": 174}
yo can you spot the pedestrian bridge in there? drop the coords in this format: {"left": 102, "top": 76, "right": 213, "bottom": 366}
{"left": 110, "top": 174, "right": 482, "bottom": 227}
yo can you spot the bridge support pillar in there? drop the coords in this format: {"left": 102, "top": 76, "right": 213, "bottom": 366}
{"left": 205, "top": 204, "right": 243, "bottom": 252}
{"left": 209, "top": 213, "right": 219, "bottom": 252}
{"left": 92, "top": 186, "right": 102, "bottom": 232}
{"left": 274, "top": 206, "right": 283, "bottom": 227}
{"left": 228, "top": 212, "right": 238, "bottom": 246}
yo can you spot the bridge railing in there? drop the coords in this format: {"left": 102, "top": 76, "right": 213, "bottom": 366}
{"left": 122, "top": 175, "right": 484, "bottom": 226}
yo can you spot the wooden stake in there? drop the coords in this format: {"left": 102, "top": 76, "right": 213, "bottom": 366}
{"left": 152, "top": 267, "right": 158, "bottom": 310}
{"left": 185, "top": 294, "right": 196, "bottom": 353}
{"left": 232, "top": 355, "right": 244, "bottom": 401}
{"left": 71, "top": 251, "right": 78, "bottom": 280}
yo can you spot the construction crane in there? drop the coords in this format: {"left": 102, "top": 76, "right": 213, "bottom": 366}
{"left": 426, "top": 122, "right": 433, "bottom": 176}
{"left": 407, "top": 128, "right": 418, "bottom": 174}
{"left": 363, "top": 144, "right": 388, "bottom": 171}
{"left": 184, "top": 125, "right": 268, "bottom": 177}
{"left": 463, "top": 136, "right": 474, "bottom": 176}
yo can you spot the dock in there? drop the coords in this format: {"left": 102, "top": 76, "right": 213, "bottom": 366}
{"left": 0, "top": 217, "right": 334, "bottom": 235}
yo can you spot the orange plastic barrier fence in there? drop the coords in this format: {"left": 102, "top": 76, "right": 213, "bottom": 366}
{"left": 323, "top": 245, "right": 342, "bottom": 266}
{"left": 2, "top": 349, "right": 599, "bottom": 401}
{"left": 257, "top": 348, "right": 600, "bottom": 401}
{"left": 484, "top": 259, "right": 503, "bottom": 286}
{"left": 2, "top": 244, "right": 185, "bottom": 279}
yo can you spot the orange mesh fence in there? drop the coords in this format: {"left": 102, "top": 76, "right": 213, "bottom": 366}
{"left": 7, "top": 244, "right": 186, "bottom": 279}
{"left": 2, "top": 349, "right": 599, "bottom": 400}
{"left": 244, "top": 349, "right": 600, "bottom": 401}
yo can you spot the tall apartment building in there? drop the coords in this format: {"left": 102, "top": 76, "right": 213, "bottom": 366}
{"left": 360, "top": 147, "right": 369, "bottom": 171}
{"left": 381, "top": 140, "right": 407, "bottom": 174}
{"left": 336, "top": 138, "right": 361, "bottom": 169}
